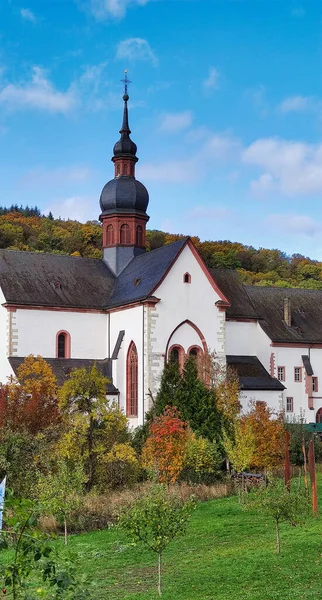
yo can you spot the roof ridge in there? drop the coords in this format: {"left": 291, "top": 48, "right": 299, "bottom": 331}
{"left": 0, "top": 248, "right": 104, "bottom": 262}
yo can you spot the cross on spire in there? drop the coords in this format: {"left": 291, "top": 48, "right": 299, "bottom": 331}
{"left": 121, "top": 70, "right": 131, "bottom": 97}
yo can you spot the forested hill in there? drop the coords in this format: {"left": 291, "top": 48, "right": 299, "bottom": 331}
{"left": 0, "top": 205, "right": 322, "bottom": 289}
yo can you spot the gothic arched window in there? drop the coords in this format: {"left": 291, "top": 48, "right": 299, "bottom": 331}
{"left": 168, "top": 345, "right": 185, "bottom": 370}
{"left": 56, "top": 331, "right": 71, "bottom": 359}
{"left": 106, "top": 224, "right": 114, "bottom": 246}
{"left": 120, "top": 223, "right": 131, "bottom": 244}
{"left": 136, "top": 225, "right": 143, "bottom": 246}
{"left": 127, "top": 342, "right": 138, "bottom": 417}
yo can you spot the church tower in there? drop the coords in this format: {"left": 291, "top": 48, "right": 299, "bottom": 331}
{"left": 99, "top": 74, "right": 150, "bottom": 276}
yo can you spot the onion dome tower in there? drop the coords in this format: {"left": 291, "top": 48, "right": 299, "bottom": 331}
{"left": 99, "top": 72, "right": 149, "bottom": 276}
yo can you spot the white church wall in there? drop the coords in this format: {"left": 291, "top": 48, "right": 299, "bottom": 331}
{"left": 239, "top": 389, "right": 284, "bottom": 414}
{"left": 0, "top": 289, "right": 14, "bottom": 385}
{"left": 109, "top": 305, "right": 143, "bottom": 427}
{"left": 225, "top": 321, "right": 257, "bottom": 355}
{"left": 14, "top": 309, "right": 107, "bottom": 359}
{"left": 149, "top": 244, "right": 225, "bottom": 396}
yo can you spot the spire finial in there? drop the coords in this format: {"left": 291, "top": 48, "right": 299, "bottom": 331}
{"left": 121, "top": 70, "right": 131, "bottom": 100}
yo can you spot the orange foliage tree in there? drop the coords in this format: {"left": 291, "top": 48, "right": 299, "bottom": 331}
{"left": 0, "top": 355, "right": 59, "bottom": 434}
{"left": 245, "top": 401, "right": 285, "bottom": 472}
{"left": 142, "top": 406, "right": 189, "bottom": 484}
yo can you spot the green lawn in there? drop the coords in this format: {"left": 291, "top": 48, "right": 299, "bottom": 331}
{"left": 65, "top": 485, "right": 322, "bottom": 600}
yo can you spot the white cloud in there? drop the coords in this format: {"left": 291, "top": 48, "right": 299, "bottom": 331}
{"left": 45, "top": 196, "right": 97, "bottom": 223}
{"left": 20, "top": 8, "right": 37, "bottom": 23}
{"left": 89, "top": 0, "right": 150, "bottom": 19}
{"left": 116, "top": 38, "right": 158, "bottom": 66}
{"left": 0, "top": 67, "right": 76, "bottom": 114}
{"left": 278, "top": 95, "right": 311, "bottom": 113}
{"left": 139, "top": 158, "right": 199, "bottom": 183}
{"left": 245, "top": 85, "right": 269, "bottom": 117}
{"left": 19, "top": 166, "right": 92, "bottom": 188}
{"left": 139, "top": 131, "right": 240, "bottom": 183}
{"left": 203, "top": 67, "right": 220, "bottom": 91}
{"left": 243, "top": 137, "right": 322, "bottom": 196}
{"left": 160, "top": 111, "right": 192, "bottom": 133}
{"left": 266, "top": 214, "right": 319, "bottom": 237}
{"left": 187, "top": 206, "right": 230, "bottom": 219}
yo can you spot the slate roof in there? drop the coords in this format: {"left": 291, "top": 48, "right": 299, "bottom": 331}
{"left": 302, "top": 355, "right": 314, "bottom": 376}
{"left": 246, "top": 286, "right": 322, "bottom": 344}
{"left": 9, "top": 357, "right": 119, "bottom": 394}
{"left": 226, "top": 355, "right": 285, "bottom": 391}
{"left": 0, "top": 240, "right": 188, "bottom": 311}
{"left": 0, "top": 250, "right": 115, "bottom": 309}
{"left": 209, "top": 268, "right": 258, "bottom": 319}
{"left": 108, "top": 238, "right": 187, "bottom": 308}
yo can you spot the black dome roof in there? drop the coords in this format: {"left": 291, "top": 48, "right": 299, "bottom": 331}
{"left": 100, "top": 177, "right": 149, "bottom": 216}
{"left": 113, "top": 136, "right": 137, "bottom": 157}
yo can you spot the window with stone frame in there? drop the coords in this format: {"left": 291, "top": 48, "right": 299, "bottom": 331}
{"left": 277, "top": 366, "right": 285, "bottom": 381}
{"left": 313, "top": 377, "right": 319, "bottom": 392}
{"left": 294, "top": 367, "right": 302, "bottom": 382}
{"left": 286, "top": 397, "right": 294, "bottom": 412}
{"left": 126, "top": 342, "right": 138, "bottom": 417}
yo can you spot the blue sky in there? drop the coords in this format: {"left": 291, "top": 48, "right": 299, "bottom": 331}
{"left": 1, "top": 0, "right": 322, "bottom": 258}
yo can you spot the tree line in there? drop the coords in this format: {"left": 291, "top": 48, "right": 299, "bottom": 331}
{"left": 0, "top": 208, "right": 321, "bottom": 287}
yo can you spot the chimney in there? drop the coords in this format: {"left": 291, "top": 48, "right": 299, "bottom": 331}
{"left": 284, "top": 297, "right": 291, "bottom": 327}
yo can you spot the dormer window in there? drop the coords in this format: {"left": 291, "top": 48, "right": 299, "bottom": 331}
{"left": 183, "top": 273, "right": 191, "bottom": 283}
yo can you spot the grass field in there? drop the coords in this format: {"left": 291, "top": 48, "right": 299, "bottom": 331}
{"left": 65, "top": 482, "right": 322, "bottom": 600}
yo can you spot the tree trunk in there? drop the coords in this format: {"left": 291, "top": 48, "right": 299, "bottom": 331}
{"left": 158, "top": 552, "right": 162, "bottom": 597}
{"left": 298, "top": 466, "right": 302, "bottom": 490}
{"left": 302, "top": 438, "right": 309, "bottom": 496}
{"left": 64, "top": 516, "right": 68, "bottom": 545}
{"left": 275, "top": 519, "right": 280, "bottom": 554}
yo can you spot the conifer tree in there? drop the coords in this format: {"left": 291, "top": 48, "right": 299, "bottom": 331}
{"left": 176, "top": 357, "right": 222, "bottom": 442}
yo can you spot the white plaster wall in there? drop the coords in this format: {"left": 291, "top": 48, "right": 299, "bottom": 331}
{"left": 109, "top": 306, "right": 143, "bottom": 427}
{"left": 168, "top": 323, "right": 203, "bottom": 351}
{"left": 0, "top": 289, "right": 14, "bottom": 385}
{"left": 15, "top": 309, "right": 107, "bottom": 359}
{"left": 226, "top": 321, "right": 257, "bottom": 355}
{"left": 240, "top": 389, "right": 284, "bottom": 414}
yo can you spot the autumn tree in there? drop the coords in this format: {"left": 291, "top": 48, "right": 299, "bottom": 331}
{"left": 142, "top": 406, "right": 189, "bottom": 484}
{"left": 223, "top": 419, "right": 255, "bottom": 500}
{"left": 245, "top": 401, "right": 285, "bottom": 473}
{"left": 58, "top": 364, "right": 129, "bottom": 490}
{"left": 0, "top": 355, "right": 58, "bottom": 434}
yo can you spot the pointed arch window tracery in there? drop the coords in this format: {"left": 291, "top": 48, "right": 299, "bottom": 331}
{"left": 136, "top": 225, "right": 143, "bottom": 246}
{"left": 126, "top": 342, "right": 138, "bottom": 417}
{"left": 106, "top": 224, "right": 114, "bottom": 246}
{"left": 120, "top": 223, "right": 131, "bottom": 244}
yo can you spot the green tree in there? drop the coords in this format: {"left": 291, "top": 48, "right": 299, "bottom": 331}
{"left": 247, "top": 479, "right": 308, "bottom": 553}
{"left": 176, "top": 357, "right": 222, "bottom": 442}
{"left": 58, "top": 365, "right": 129, "bottom": 490}
{"left": 151, "top": 357, "right": 181, "bottom": 418}
{"left": 119, "top": 485, "right": 196, "bottom": 597}
{"left": 223, "top": 419, "right": 255, "bottom": 500}
{"left": 0, "top": 492, "right": 89, "bottom": 599}
{"left": 37, "top": 460, "right": 85, "bottom": 545}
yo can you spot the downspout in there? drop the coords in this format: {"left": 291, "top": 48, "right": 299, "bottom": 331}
{"left": 142, "top": 304, "right": 145, "bottom": 425}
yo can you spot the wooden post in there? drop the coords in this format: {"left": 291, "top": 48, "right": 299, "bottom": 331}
{"left": 285, "top": 430, "right": 291, "bottom": 491}
{"left": 302, "top": 437, "right": 308, "bottom": 495}
{"left": 308, "top": 439, "right": 318, "bottom": 515}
